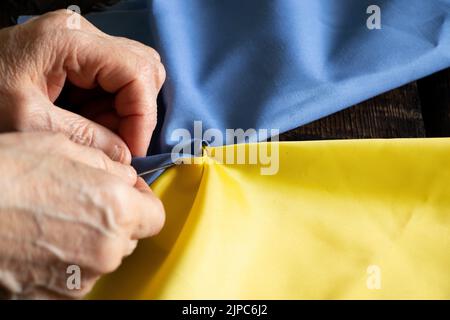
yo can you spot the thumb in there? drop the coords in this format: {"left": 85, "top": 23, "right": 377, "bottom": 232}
{"left": 50, "top": 107, "right": 132, "bottom": 164}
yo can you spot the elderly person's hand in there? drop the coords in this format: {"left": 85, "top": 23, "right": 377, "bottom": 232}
{"left": 0, "top": 10, "right": 166, "bottom": 163}
{"left": 0, "top": 132, "right": 165, "bottom": 299}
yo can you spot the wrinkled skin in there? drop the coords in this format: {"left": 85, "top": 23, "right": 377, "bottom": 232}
{"left": 0, "top": 10, "right": 167, "bottom": 299}
{"left": 0, "top": 9, "right": 166, "bottom": 163}
{"left": 0, "top": 132, "right": 165, "bottom": 299}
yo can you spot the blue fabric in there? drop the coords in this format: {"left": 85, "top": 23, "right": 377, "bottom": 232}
{"left": 23, "top": 0, "right": 450, "bottom": 182}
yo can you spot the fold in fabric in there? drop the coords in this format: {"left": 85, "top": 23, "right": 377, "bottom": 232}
{"left": 89, "top": 139, "right": 450, "bottom": 299}
{"left": 85, "top": 0, "right": 450, "bottom": 177}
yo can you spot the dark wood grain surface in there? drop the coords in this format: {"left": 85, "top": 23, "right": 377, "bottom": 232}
{"left": 1, "top": 0, "right": 449, "bottom": 141}
{"left": 280, "top": 82, "right": 427, "bottom": 141}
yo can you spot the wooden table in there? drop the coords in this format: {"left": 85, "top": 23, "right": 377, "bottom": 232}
{"left": 1, "top": 0, "right": 449, "bottom": 141}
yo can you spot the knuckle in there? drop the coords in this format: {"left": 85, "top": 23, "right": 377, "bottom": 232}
{"left": 137, "top": 53, "right": 164, "bottom": 81}
{"left": 100, "top": 184, "right": 135, "bottom": 230}
{"left": 112, "top": 198, "right": 134, "bottom": 227}
{"left": 121, "top": 37, "right": 161, "bottom": 62}
{"left": 147, "top": 46, "right": 162, "bottom": 62}
{"left": 100, "top": 182, "right": 128, "bottom": 216}
{"left": 33, "top": 10, "right": 69, "bottom": 34}
{"left": 42, "top": 9, "right": 72, "bottom": 26}
{"left": 93, "top": 237, "right": 123, "bottom": 274}
{"left": 29, "top": 9, "right": 85, "bottom": 44}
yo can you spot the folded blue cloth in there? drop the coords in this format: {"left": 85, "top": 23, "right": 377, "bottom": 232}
{"left": 24, "top": 0, "right": 450, "bottom": 181}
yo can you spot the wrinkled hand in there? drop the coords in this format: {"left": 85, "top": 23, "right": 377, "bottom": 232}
{"left": 0, "top": 132, "right": 165, "bottom": 299}
{"left": 0, "top": 10, "right": 166, "bottom": 163}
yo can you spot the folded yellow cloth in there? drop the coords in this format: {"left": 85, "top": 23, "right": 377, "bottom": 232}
{"left": 89, "top": 139, "right": 450, "bottom": 299}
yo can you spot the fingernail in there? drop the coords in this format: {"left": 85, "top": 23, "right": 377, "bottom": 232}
{"left": 111, "top": 145, "right": 120, "bottom": 161}
{"left": 111, "top": 145, "right": 125, "bottom": 162}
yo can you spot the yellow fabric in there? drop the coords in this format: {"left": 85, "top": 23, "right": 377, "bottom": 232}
{"left": 89, "top": 139, "right": 450, "bottom": 299}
